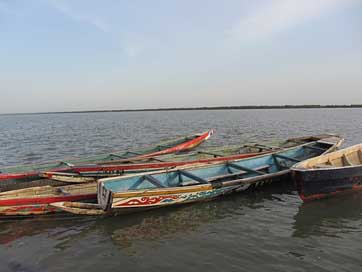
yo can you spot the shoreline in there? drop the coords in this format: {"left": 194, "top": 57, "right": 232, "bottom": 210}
{"left": 1, "top": 104, "right": 362, "bottom": 116}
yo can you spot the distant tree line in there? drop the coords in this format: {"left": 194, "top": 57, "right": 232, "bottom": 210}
{"left": 4, "top": 104, "right": 362, "bottom": 116}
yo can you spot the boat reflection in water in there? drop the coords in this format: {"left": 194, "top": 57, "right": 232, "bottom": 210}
{"left": 101, "top": 179, "right": 296, "bottom": 252}
{"left": 292, "top": 191, "right": 362, "bottom": 238}
{"left": 0, "top": 215, "right": 94, "bottom": 246}
{"left": 0, "top": 180, "right": 295, "bottom": 254}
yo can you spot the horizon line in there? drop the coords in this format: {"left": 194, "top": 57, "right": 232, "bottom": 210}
{"left": 1, "top": 104, "right": 362, "bottom": 116}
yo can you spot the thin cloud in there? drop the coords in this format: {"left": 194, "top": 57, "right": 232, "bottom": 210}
{"left": 48, "top": 0, "right": 110, "bottom": 33}
{"left": 230, "top": 0, "right": 359, "bottom": 42}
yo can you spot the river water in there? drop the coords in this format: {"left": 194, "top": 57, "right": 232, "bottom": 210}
{"left": 0, "top": 109, "right": 361, "bottom": 272}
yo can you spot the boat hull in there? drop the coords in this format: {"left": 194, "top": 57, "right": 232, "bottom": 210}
{"left": 0, "top": 130, "right": 213, "bottom": 182}
{"left": 0, "top": 204, "right": 59, "bottom": 216}
{"left": 292, "top": 142, "right": 362, "bottom": 201}
{"left": 42, "top": 151, "right": 268, "bottom": 182}
{"left": 110, "top": 186, "right": 238, "bottom": 209}
{"left": 53, "top": 185, "right": 239, "bottom": 215}
{"left": 0, "top": 194, "right": 97, "bottom": 216}
{"left": 0, "top": 183, "right": 97, "bottom": 216}
{"left": 294, "top": 166, "right": 362, "bottom": 201}
{"left": 98, "top": 136, "right": 343, "bottom": 213}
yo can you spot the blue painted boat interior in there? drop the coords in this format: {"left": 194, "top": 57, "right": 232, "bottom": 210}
{"left": 104, "top": 141, "right": 331, "bottom": 193}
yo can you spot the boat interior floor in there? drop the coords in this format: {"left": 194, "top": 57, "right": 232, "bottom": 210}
{"left": 315, "top": 149, "right": 362, "bottom": 168}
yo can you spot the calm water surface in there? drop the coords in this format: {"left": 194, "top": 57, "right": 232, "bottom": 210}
{"left": 0, "top": 109, "right": 361, "bottom": 272}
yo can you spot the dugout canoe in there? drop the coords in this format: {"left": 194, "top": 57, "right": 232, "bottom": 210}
{"left": 40, "top": 134, "right": 339, "bottom": 183}
{"left": 0, "top": 130, "right": 214, "bottom": 182}
{"left": 293, "top": 143, "right": 362, "bottom": 202}
{"left": 0, "top": 183, "right": 96, "bottom": 216}
{"left": 52, "top": 135, "right": 343, "bottom": 216}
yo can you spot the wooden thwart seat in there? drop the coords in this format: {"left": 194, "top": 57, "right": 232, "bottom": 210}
{"left": 125, "top": 151, "right": 142, "bottom": 156}
{"left": 273, "top": 154, "right": 301, "bottom": 163}
{"left": 129, "top": 175, "right": 166, "bottom": 190}
{"left": 197, "top": 151, "right": 224, "bottom": 157}
{"left": 254, "top": 143, "right": 280, "bottom": 150}
{"left": 243, "top": 144, "right": 276, "bottom": 151}
{"left": 342, "top": 154, "right": 353, "bottom": 166}
{"left": 129, "top": 163, "right": 272, "bottom": 189}
{"left": 146, "top": 157, "right": 166, "bottom": 162}
{"left": 108, "top": 151, "right": 142, "bottom": 159}
{"left": 272, "top": 154, "right": 300, "bottom": 170}
{"left": 303, "top": 145, "right": 325, "bottom": 152}
{"left": 208, "top": 165, "right": 270, "bottom": 183}
{"left": 357, "top": 150, "right": 362, "bottom": 164}
{"left": 144, "top": 175, "right": 166, "bottom": 188}
{"left": 226, "top": 162, "right": 266, "bottom": 175}
{"left": 178, "top": 170, "right": 208, "bottom": 184}
{"left": 108, "top": 153, "right": 126, "bottom": 159}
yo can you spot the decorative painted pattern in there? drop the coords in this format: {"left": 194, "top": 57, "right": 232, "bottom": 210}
{"left": 0, "top": 204, "right": 58, "bottom": 215}
{"left": 112, "top": 186, "right": 237, "bottom": 208}
{"left": 117, "top": 195, "right": 180, "bottom": 206}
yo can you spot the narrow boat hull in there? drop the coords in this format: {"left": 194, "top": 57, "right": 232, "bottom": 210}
{"left": 98, "top": 135, "right": 343, "bottom": 214}
{"left": 0, "top": 130, "right": 213, "bottom": 182}
{"left": 0, "top": 183, "right": 97, "bottom": 216}
{"left": 294, "top": 165, "right": 362, "bottom": 201}
{"left": 0, "top": 194, "right": 97, "bottom": 216}
{"left": 41, "top": 152, "right": 268, "bottom": 183}
{"left": 51, "top": 186, "right": 238, "bottom": 215}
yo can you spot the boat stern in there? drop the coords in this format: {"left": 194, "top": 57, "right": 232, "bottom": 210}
{"left": 97, "top": 180, "right": 113, "bottom": 211}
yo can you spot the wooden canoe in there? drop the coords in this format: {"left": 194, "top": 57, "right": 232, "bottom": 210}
{"left": 40, "top": 150, "right": 273, "bottom": 183}
{"left": 53, "top": 135, "right": 342, "bottom": 216}
{"left": 0, "top": 137, "right": 289, "bottom": 189}
{"left": 293, "top": 143, "right": 362, "bottom": 201}
{"left": 0, "top": 130, "right": 213, "bottom": 182}
{"left": 0, "top": 183, "right": 96, "bottom": 216}
{"left": 40, "top": 134, "right": 339, "bottom": 183}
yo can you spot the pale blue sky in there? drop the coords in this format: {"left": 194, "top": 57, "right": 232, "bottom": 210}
{"left": 0, "top": 0, "right": 361, "bottom": 113}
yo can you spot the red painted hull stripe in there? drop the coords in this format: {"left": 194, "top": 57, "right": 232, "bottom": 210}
{"left": 0, "top": 194, "right": 96, "bottom": 206}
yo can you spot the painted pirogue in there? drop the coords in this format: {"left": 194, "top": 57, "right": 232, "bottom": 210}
{"left": 0, "top": 135, "right": 341, "bottom": 216}
{"left": 0, "top": 183, "right": 96, "bottom": 216}
{"left": 39, "top": 136, "right": 316, "bottom": 183}
{"left": 0, "top": 130, "right": 214, "bottom": 182}
{"left": 52, "top": 135, "right": 343, "bottom": 216}
{"left": 293, "top": 143, "right": 362, "bottom": 201}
